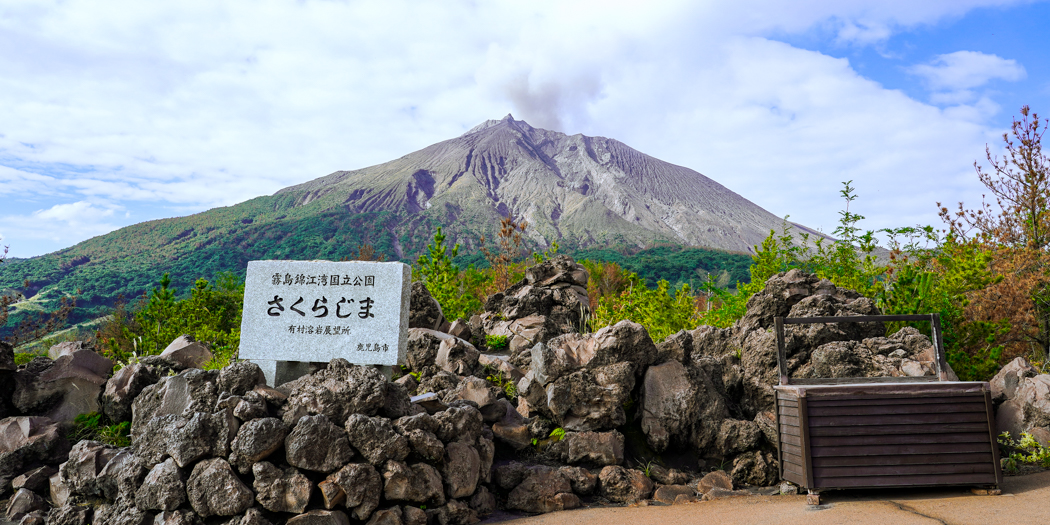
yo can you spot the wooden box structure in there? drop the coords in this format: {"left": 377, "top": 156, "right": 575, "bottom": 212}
{"left": 774, "top": 314, "right": 1002, "bottom": 493}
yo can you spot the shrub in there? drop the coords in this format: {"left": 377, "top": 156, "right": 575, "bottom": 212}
{"left": 97, "top": 272, "right": 243, "bottom": 368}
{"left": 485, "top": 334, "right": 509, "bottom": 351}
{"left": 415, "top": 227, "right": 483, "bottom": 321}
{"left": 69, "top": 412, "right": 131, "bottom": 447}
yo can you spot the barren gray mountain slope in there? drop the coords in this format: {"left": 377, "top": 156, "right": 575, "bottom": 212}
{"left": 278, "top": 114, "right": 806, "bottom": 254}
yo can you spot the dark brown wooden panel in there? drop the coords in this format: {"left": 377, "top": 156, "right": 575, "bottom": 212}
{"left": 780, "top": 425, "right": 801, "bottom": 438}
{"left": 808, "top": 402, "right": 986, "bottom": 417}
{"left": 815, "top": 462, "right": 995, "bottom": 478}
{"left": 807, "top": 395, "right": 983, "bottom": 408}
{"left": 791, "top": 377, "right": 939, "bottom": 385}
{"left": 812, "top": 442, "right": 991, "bottom": 457}
{"left": 783, "top": 462, "right": 805, "bottom": 478}
{"left": 782, "top": 452, "right": 804, "bottom": 465}
{"left": 810, "top": 432, "right": 990, "bottom": 448}
{"left": 808, "top": 412, "right": 988, "bottom": 427}
{"left": 779, "top": 433, "right": 803, "bottom": 447}
{"left": 780, "top": 415, "right": 801, "bottom": 427}
{"left": 809, "top": 422, "right": 989, "bottom": 437}
{"left": 797, "top": 384, "right": 988, "bottom": 398}
{"left": 779, "top": 406, "right": 801, "bottom": 417}
{"left": 813, "top": 472, "right": 999, "bottom": 488}
{"left": 778, "top": 397, "right": 799, "bottom": 407}
{"left": 783, "top": 469, "right": 805, "bottom": 486}
{"left": 782, "top": 443, "right": 804, "bottom": 457}
{"left": 811, "top": 452, "right": 993, "bottom": 468}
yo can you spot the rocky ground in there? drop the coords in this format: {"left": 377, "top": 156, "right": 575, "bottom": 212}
{"left": 0, "top": 255, "right": 1048, "bottom": 524}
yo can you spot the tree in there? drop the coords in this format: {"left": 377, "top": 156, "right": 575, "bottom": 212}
{"left": 942, "top": 105, "right": 1050, "bottom": 363}
{"left": 415, "top": 227, "right": 482, "bottom": 320}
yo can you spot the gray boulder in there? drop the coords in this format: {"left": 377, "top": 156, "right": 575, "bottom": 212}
{"left": 46, "top": 504, "right": 92, "bottom": 525}
{"left": 286, "top": 414, "right": 354, "bottom": 472}
{"left": 326, "top": 462, "right": 382, "bottom": 520}
{"left": 133, "top": 409, "right": 238, "bottom": 469}
{"left": 159, "top": 335, "right": 213, "bottom": 370}
{"left": 493, "top": 461, "right": 529, "bottom": 490}
{"left": 639, "top": 360, "right": 702, "bottom": 452}
{"left": 365, "top": 507, "right": 402, "bottom": 525}
{"left": 280, "top": 360, "right": 387, "bottom": 426}
{"left": 540, "top": 320, "right": 657, "bottom": 382}
{"left": 381, "top": 381, "right": 417, "bottom": 420}
{"left": 402, "top": 505, "right": 427, "bottom": 525}
{"left": 5, "top": 487, "right": 46, "bottom": 522}
{"left": 506, "top": 467, "right": 578, "bottom": 514}
{"left": 102, "top": 363, "right": 159, "bottom": 423}
{"left": 12, "top": 349, "right": 113, "bottom": 423}
{"left": 716, "top": 419, "right": 763, "bottom": 456}
{"left": 444, "top": 377, "right": 503, "bottom": 422}
{"left": 229, "top": 417, "right": 288, "bottom": 473}
{"left": 395, "top": 412, "right": 449, "bottom": 440}
{"left": 135, "top": 458, "right": 186, "bottom": 511}
{"left": 231, "top": 391, "right": 270, "bottom": 422}
{"left": 597, "top": 466, "right": 653, "bottom": 503}
{"left": 94, "top": 448, "right": 147, "bottom": 501}
{"left": 730, "top": 450, "right": 778, "bottom": 487}
{"left": 409, "top": 283, "right": 444, "bottom": 331}
{"left": 653, "top": 485, "right": 697, "bottom": 504}
{"left": 252, "top": 462, "right": 312, "bottom": 514}
{"left": 93, "top": 499, "right": 150, "bottom": 525}
{"left": 558, "top": 431, "right": 624, "bottom": 466}
{"left": 12, "top": 466, "right": 56, "bottom": 493}
{"left": 185, "top": 458, "right": 254, "bottom": 517}
{"left": 558, "top": 466, "right": 597, "bottom": 495}
{"left": 218, "top": 362, "right": 266, "bottom": 396}
{"left": 58, "top": 440, "right": 121, "bottom": 498}
{"left": 131, "top": 369, "right": 221, "bottom": 438}
{"left": 542, "top": 364, "right": 634, "bottom": 431}
{"left": 441, "top": 442, "right": 480, "bottom": 499}
{"left": 405, "top": 329, "right": 453, "bottom": 373}
{"left": 169, "top": 410, "right": 239, "bottom": 468}
{"left": 696, "top": 470, "right": 733, "bottom": 494}
{"left": 153, "top": 509, "right": 203, "bottom": 525}
{"left": 345, "top": 414, "right": 409, "bottom": 466}
{"left": 469, "top": 485, "right": 497, "bottom": 517}
{"left": 433, "top": 406, "right": 483, "bottom": 444}
{"left": 381, "top": 461, "right": 445, "bottom": 506}
{"left": 992, "top": 357, "right": 1039, "bottom": 405}
{"left": 403, "top": 429, "right": 444, "bottom": 464}
{"left": 435, "top": 337, "right": 480, "bottom": 377}
{"left": 491, "top": 400, "right": 530, "bottom": 450}
{"left": 287, "top": 510, "right": 351, "bottom": 525}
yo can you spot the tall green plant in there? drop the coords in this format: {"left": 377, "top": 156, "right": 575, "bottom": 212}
{"left": 590, "top": 275, "right": 700, "bottom": 342}
{"left": 415, "top": 227, "right": 483, "bottom": 320}
{"left": 701, "top": 222, "right": 803, "bottom": 328}
{"left": 100, "top": 272, "right": 244, "bottom": 368}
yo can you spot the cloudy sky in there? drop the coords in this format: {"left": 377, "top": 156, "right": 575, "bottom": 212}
{"left": 1, "top": 0, "right": 1048, "bottom": 258}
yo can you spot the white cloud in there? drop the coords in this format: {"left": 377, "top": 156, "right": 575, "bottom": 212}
{"left": 33, "top": 201, "right": 115, "bottom": 222}
{"left": 0, "top": 0, "right": 1038, "bottom": 256}
{"left": 910, "top": 50, "right": 1027, "bottom": 92}
{"left": 1, "top": 200, "right": 124, "bottom": 254}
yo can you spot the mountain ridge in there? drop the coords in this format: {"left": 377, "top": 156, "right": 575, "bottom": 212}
{"left": 274, "top": 114, "right": 796, "bottom": 256}
{"left": 1, "top": 116, "right": 803, "bottom": 332}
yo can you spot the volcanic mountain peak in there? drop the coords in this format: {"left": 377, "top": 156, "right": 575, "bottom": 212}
{"left": 276, "top": 116, "right": 795, "bottom": 255}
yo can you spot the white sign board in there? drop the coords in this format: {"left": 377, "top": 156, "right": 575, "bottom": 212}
{"left": 239, "top": 260, "right": 411, "bottom": 383}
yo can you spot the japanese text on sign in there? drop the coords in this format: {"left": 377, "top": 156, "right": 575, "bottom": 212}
{"left": 271, "top": 273, "right": 376, "bottom": 287}
{"left": 266, "top": 296, "right": 375, "bottom": 319}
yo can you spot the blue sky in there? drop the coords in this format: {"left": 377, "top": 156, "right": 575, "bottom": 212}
{"left": 1, "top": 0, "right": 1048, "bottom": 258}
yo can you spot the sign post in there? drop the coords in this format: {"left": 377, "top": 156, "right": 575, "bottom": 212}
{"left": 239, "top": 260, "right": 411, "bottom": 386}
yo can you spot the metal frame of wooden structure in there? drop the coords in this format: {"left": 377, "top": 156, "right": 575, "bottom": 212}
{"left": 772, "top": 314, "right": 1002, "bottom": 502}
